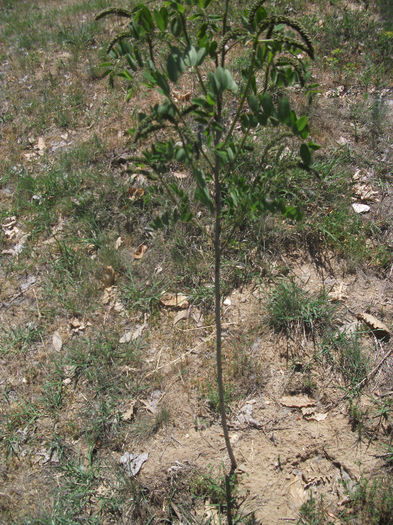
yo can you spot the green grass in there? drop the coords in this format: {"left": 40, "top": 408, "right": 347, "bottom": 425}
{"left": 129, "top": 407, "right": 171, "bottom": 442}
{"left": 297, "top": 492, "right": 328, "bottom": 524}
{"left": 320, "top": 330, "right": 369, "bottom": 393}
{"left": 0, "top": 324, "right": 42, "bottom": 356}
{"left": 266, "top": 280, "right": 335, "bottom": 338}
{"left": 346, "top": 476, "right": 393, "bottom": 524}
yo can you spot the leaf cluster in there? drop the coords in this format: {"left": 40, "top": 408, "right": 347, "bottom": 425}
{"left": 95, "top": 0, "right": 318, "bottom": 230}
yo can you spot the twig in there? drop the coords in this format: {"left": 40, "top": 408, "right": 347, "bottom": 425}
{"left": 170, "top": 435, "right": 184, "bottom": 446}
{"left": 143, "top": 333, "right": 215, "bottom": 379}
{"left": 355, "top": 344, "right": 393, "bottom": 392}
{"left": 378, "top": 390, "right": 393, "bottom": 397}
{"left": 175, "top": 321, "right": 236, "bottom": 332}
{"left": 0, "top": 290, "right": 24, "bottom": 309}
{"left": 32, "top": 288, "right": 41, "bottom": 318}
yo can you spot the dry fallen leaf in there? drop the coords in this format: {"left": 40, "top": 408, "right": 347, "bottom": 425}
{"left": 113, "top": 301, "right": 125, "bottom": 313}
{"left": 203, "top": 501, "right": 221, "bottom": 525}
{"left": 2, "top": 216, "right": 17, "bottom": 229}
{"left": 132, "top": 323, "right": 147, "bottom": 339}
{"left": 173, "top": 90, "right": 192, "bottom": 102}
{"left": 280, "top": 395, "right": 317, "bottom": 408}
{"left": 353, "top": 183, "right": 378, "bottom": 202}
{"left": 37, "top": 137, "right": 46, "bottom": 154}
{"left": 115, "top": 236, "right": 123, "bottom": 250}
{"left": 101, "top": 287, "right": 113, "bottom": 305}
{"left": 122, "top": 400, "right": 137, "bottom": 421}
{"left": 173, "top": 309, "right": 190, "bottom": 325}
{"left": 328, "top": 282, "right": 347, "bottom": 301}
{"left": 309, "top": 412, "right": 328, "bottom": 422}
{"left": 288, "top": 475, "right": 308, "bottom": 506}
{"left": 133, "top": 244, "right": 147, "bottom": 259}
{"left": 63, "top": 365, "right": 76, "bottom": 378}
{"left": 70, "top": 318, "right": 81, "bottom": 329}
{"left": 23, "top": 152, "right": 37, "bottom": 161}
{"left": 160, "top": 292, "right": 189, "bottom": 308}
{"left": 301, "top": 407, "right": 328, "bottom": 421}
{"left": 102, "top": 265, "right": 116, "bottom": 287}
{"left": 172, "top": 171, "right": 188, "bottom": 179}
{"left": 191, "top": 307, "right": 204, "bottom": 326}
{"left": 120, "top": 451, "right": 148, "bottom": 476}
{"left": 356, "top": 313, "right": 390, "bottom": 341}
{"left": 119, "top": 331, "right": 132, "bottom": 344}
{"left": 52, "top": 331, "right": 63, "bottom": 352}
{"left": 128, "top": 187, "right": 144, "bottom": 201}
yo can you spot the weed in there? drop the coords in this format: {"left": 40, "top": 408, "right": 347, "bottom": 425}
{"left": 348, "top": 398, "right": 367, "bottom": 435}
{"left": 41, "top": 379, "right": 64, "bottom": 414}
{"left": 204, "top": 382, "right": 236, "bottom": 414}
{"left": 121, "top": 270, "right": 166, "bottom": 314}
{"left": 64, "top": 332, "right": 143, "bottom": 401}
{"left": 130, "top": 407, "right": 170, "bottom": 442}
{"left": 192, "top": 467, "right": 239, "bottom": 507}
{"left": 0, "top": 323, "right": 42, "bottom": 356}
{"left": 320, "top": 330, "right": 369, "bottom": 396}
{"left": 4, "top": 399, "right": 40, "bottom": 433}
{"left": 266, "top": 280, "right": 335, "bottom": 338}
{"left": 297, "top": 492, "right": 328, "bottom": 524}
{"left": 346, "top": 476, "right": 393, "bottom": 524}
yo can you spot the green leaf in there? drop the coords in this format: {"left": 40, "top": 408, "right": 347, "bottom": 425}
{"left": 212, "top": 68, "right": 238, "bottom": 93}
{"left": 166, "top": 49, "right": 185, "bottom": 83}
{"left": 195, "top": 187, "right": 214, "bottom": 213}
{"left": 261, "top": 93, "right": 273, "bottom": 117}
{"left": 143, "top": 71, "right": 157, "bottom": 86}
{"left": 255, "top": 6, "right": 267, "bottom": 24}
{"left": 155, "top": 71, "right": 170, "bottom": 95}
{"left": 134, "top": 47, "right": 144, "bottom": 67}
{"left": 215, "top": 67, "right": 228, "bottom": 90}
{"left": 215, "top": 149, "right": 228, "bottom": 162}
{"left": 153, "top": 7, "right": 168, "bottom": 31}
{"left": 170, "top": 17, "right": 181, "bottom": 37}
{"left": 248, "top": 94, "right": 259, "bottom": 114}
{"left": 225, "top": 69, "right": 238, "bottom": 92}
{"left": 296, "top": 116, "right": 308, "bottom": 132}
{"left": 125, "top": 54, "right": 137, "bottom": 71}
{"left": 226, "top": 146, "right": 234, "bottom": 161}
{"left": 300, "top": 127, "right": 309, "bottom": 140}
{"left": 138, "top": 6, "right": 154, "bottom": 32}
{"left": 206, "top": 92, "right": 216, "bottom": 105}
{"left": 278, "top": 96, "right": 290, "bottom": 123}
{"left": 175, "top": 148, "right": 186, "bottom": 161}
{"left": 196, "top": 47, "right": 207, "bottom": 65}
{"left": 185, "top": 46, "right": 198, "bottom": 67}
{"left": 300, "top": 143, "right": 312, "bottom": 166}
{"left": 307, "top": 141, "right": 321, "bottom": 151}
{"left": 167, "top": 53, "right": 179, "bottom": 82}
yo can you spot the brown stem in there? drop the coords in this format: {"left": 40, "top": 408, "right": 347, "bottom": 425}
{"left": 214, "top": 94, "right": 237, "bottom": 495}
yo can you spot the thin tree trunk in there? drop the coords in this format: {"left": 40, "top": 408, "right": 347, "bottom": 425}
{"left": 213, "top": 149, "right": 237, "bottom": 524}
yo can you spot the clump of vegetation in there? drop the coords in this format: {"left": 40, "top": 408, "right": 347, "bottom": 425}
{"left": 346, "top": 476, "right": 393, "bottom": 524}
{"left": 321, "top": 330, "right": 369, "bottom": 393}
{"left": 266, "top": 280, "right": 335, "bottom": 337}
{"left": 297, "top": 492, "right": 328, "bottom": 524}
